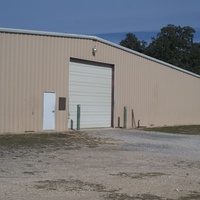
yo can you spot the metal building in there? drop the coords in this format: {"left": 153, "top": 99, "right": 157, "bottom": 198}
{"left": 0, "top": 28, "right": 200, "bottom": 134}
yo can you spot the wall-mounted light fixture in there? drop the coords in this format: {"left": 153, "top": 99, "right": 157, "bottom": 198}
{"left": 92, "top": 46, "right": 97, "bottom": 56}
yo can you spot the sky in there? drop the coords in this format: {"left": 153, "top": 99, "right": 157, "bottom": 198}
{"left": 0, "top": 0, "right": 200, "bottom": 43}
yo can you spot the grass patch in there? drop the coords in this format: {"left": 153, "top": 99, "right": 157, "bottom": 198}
{"left": 106, "top": 193, "right": 165, "bottom": 200}
{"left": 0, "top": 131, "right": 105, "bottom": 149}
{"left": 35, "top": 179, "right": 109, "bottom": 192}
{"left": 110, "top": 172, "right": 166, "bottom": 179}
{"left": 143, "top": 125, "right": 200, "bottom": 135}
{"left": 178, "top": 193, "right": 200, "bottom": 200}
{"left": 0, "top": 132, "right": 75, "bottom": 148}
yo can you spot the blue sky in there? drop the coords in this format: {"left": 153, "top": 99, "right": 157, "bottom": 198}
{"left": 0, "top": 0, "right": 199, "bottom": 43}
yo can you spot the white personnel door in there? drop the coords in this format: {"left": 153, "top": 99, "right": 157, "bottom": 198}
{"left": 69, "top": 62, "right": 112, "bottom": 129}
{"left": 43, "top": 92, "right": 56, "bottom": 130}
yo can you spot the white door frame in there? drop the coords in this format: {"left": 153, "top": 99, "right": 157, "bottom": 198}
{"left": 43, "top": 91, "right": 56, "bottom": 130}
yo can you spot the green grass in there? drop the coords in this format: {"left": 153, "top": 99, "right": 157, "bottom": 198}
{"left": 0, "top": 131, "right": 103, "bottom": 149}
{"left": 0, "top": 133, "right": 72, "bottom": 147}
{"left": 143, "top": 125, "right": 200, "bottom": 135}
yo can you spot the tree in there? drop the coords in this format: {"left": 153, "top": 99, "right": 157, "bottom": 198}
{"left": 119, "top": 33, "right": 147, "bottom": 53}
{"left": 119, "top": 24, "right": 200, "bottom": 75}
{"left": 189, "top": 42, "right": 200, "bottom": 74}
{"left": 145, "top": 24, "right": 195, "bottom": 70}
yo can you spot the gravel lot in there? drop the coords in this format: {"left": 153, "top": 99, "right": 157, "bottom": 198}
{"left": 0, "top": 129, "right": 200, "bottom": 200}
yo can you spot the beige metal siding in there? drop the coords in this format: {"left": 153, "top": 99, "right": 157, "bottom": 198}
{"left": 89, "top": 41, "right": 200, "bottom": 128}
{"left": 0, "top": 33, "right": 70, "bottom": 133}
{"left": 0, "top": 30, "right": 200, "bottom": 133}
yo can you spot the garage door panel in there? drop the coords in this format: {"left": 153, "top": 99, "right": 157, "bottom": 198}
{"left": 69, "top": 105, "right": 111, "bottom": 113}
{"left": 69, "top": 62, "right": 112, "bottom": 129}
{"left": 81, "top": 117, "right": 111, "bottom": 127}
{"left": 82, "top": 106, "right": 111, "bottom": 113}
{"left": 70, "top": 105, "right": 111, "bottom": 112}
{"left": 70, "top": 76, "right": 111, "bottom": 86}
{"left": 70, "top": 81, "right": 111, "bottom": 86}
{"left": 69, "top": 87, "right": 111, "bottom": 96}
{"left": 70, "top": 63, "right": 111, "bottom": 74}
{"left": 69, "top": 113, "right": 111, "bottom": 128}
{"left": 70, "top": 81, "right": 111, "bottom": 88}
{"left": 70, "top": 96, "right": 111, "bottom": 104}
{"left": 70, "top": 69, "right": 111, "bottom": 77}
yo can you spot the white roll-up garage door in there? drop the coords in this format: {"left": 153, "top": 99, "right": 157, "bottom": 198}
{"left": 68, "top": 61, "right": 112, "bottom": 129}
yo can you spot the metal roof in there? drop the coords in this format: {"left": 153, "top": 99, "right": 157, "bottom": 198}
{"left": 0, "top": 27, "right": 200, "bottom": 79}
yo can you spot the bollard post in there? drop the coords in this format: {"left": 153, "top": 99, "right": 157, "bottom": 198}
{"left": 118, "top": 117, "right": 120, "bottom": 128}
{"left": 123, "top": 106, "right": 127, "bottom": 129}
{"left": 77, "top": 104, "right": 81, "bottom": 130}
{"left": 71, "top": 119, "right": 73, "bottom": 130}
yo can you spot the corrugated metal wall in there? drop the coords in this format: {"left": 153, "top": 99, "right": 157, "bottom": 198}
{"left": 0, "top": 31, "right": 200, "bottom": 133}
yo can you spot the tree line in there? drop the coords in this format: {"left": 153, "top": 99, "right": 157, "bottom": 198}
{"left": 119, "top": 24, "right": 200, "bottom": 75}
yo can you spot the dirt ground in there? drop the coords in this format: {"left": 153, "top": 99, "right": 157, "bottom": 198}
{"left": 0, "top": 129, "right": 200, "bottom": 200}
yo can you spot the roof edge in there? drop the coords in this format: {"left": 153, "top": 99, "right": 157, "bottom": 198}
{"left": 0, "top": 27, "right": 95, "bottom": 40}
{"left": 0, "top": 27, "right": 200, "bottom": 79}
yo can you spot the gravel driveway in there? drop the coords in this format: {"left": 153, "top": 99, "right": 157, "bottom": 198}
{"left": 0, "top": 129, "right": 200, "bottom": 200}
